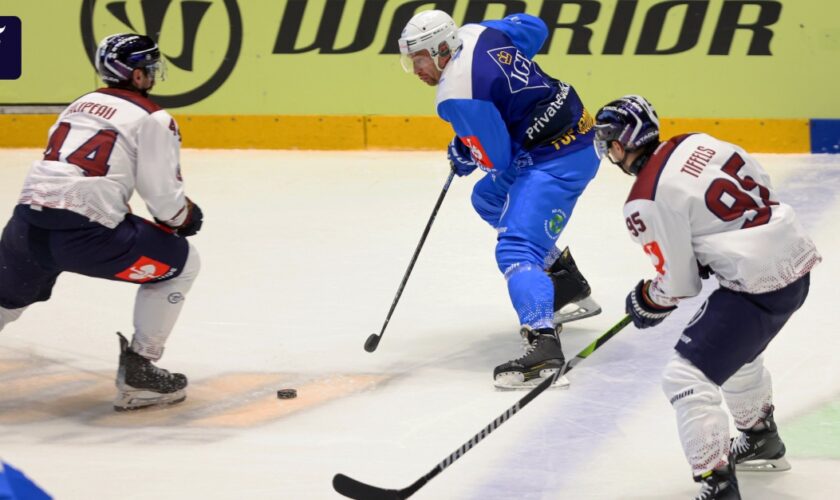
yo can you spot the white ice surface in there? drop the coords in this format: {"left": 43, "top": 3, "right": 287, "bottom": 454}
{"left": 0, "top": 149, "right": 838, "bottom": 499}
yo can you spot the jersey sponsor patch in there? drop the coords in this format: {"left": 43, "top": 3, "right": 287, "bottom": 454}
{"left": 544, "top": 209, "right": 568, "bottom": 238}
{"left": 486, "top": 46, "right": 549, "bottom": 94}
{"left": 461, "top": 136, "right": 494, "bottom": 169}
{"left": 115, "top": 256, "right": 172, "bottom": 283}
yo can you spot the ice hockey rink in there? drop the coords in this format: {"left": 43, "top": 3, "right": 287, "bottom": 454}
{"left": 1, "top": 148, "right": 838, "bottom": 499}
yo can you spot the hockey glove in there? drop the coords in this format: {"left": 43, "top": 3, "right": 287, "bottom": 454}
{"left": 176, "top": 198, "right": 203, "bottom": 237}
{"left": 157, "top": 198, "right": 203, "bottom": 237}
{"left": 698, "top": 260, "right": 714, "bottom": 280}
{"left": 447, "top": 136, "right": 478, "bottom": 177}
{"left": 626, "top": 279, "right": 677, "bottom": 329}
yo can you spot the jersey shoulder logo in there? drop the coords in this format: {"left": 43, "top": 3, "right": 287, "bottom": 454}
{"left": 486, "top": 46, "right": 549, "bottom": 94}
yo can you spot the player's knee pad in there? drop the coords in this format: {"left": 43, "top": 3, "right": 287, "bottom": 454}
{"left": 720, "top": 355, "right": 766, "bottom": 393}
{"left": 0, "top": 306, "right": 25, "bottom": 331}
{"left": 495, "top": 236, "right": 546, "bottom": 275}
{"left": 140, "top": 243, "right": 200, "bottom": 293}
{"left": 662, "top": 353, "right": 721, "bottom": 410}
{"left": 178, "top": 243, "right": 201, "bottom": 283}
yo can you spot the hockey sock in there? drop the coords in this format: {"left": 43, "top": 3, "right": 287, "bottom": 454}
{"left": 505, "top": 263, "right": 554, "bottom": 330}
{"left": 132, "top": 243, "right": 200, "bottom": 360}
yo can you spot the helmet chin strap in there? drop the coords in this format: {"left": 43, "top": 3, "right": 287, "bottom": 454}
{"left": 607, "top": 144, "right": 654, "bottom": 176}
{"left": 433, "top": 44, "right": 459, "bottom": 71}
{"left": 625, "top": 143, "right": 659, "bottom": 175}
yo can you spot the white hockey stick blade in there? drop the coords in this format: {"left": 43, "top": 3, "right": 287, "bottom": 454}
{"left": 554, "top": 295, "right": 602, "bottom": 324}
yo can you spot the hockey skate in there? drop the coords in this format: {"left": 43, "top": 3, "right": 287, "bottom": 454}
{"left": 730, "top": 406, "right": 791, "bottom": 472}
{"left": 493, "top": 327, "right": 569, "bottom": 390}
{"left": 114, "top": 332, "right": 188, "bottom": 412}
{"left": 548, "top": 247, "right": 601, "bottom": 325}
{"left": 694, "top": 460, "right": 741, "bottom": 500}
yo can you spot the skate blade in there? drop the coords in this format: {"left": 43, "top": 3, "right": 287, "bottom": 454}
{"left": 114, "top": 388, "right": 187, "bottom": 412}
{"left": 554, "top": 296, "right": 602, "bottom": 324}
{"left": 494, "top": 370, "right": 570, "bottom": 391}
{"left": 736, "top": 456, "right": 791, "bottom": 472}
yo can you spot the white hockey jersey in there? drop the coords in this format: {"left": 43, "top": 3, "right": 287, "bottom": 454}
{"left": 624, "top": 133, "right": 820, "bottom": 303}
{"left": 19, "top": 88, "right": 187, "bottom": 229}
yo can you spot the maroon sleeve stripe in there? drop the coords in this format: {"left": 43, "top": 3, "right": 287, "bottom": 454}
{"left": 95, "top": 88, "right": 161, "bottom": 114}
{"left": 626, "top": 134, "right": 693, "bottom": 202}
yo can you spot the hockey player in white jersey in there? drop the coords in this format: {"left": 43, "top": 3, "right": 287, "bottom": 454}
{"left": 0, "top": 34, "right": 203, "bottom": 411}
{"left": 594, "top": 96, "right": 820, "bottom": 500}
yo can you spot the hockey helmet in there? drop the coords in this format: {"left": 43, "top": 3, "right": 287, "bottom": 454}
{"left": 95, "top": 33, "right": 166, "bottom": 85}
{"left": 594, "top": 95, "right": 660, "bottom": 167}
{"left": 398, "top": 10, "right": 462, "bottom": 72}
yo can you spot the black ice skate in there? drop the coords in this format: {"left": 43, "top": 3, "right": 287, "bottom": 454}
{"left": 548, "top": 247, "right": 601, "bottom": 325}
{"left": 114, "top": 332, "right": 188, "bottom": 412}
{"left": 694, "top": 460, "right": 741, "bottom": 500}
{"left": 493, "top": 327, "right": 569, "bottom": 390}
{"left": 730, "top": 406, "right": 791, "bottom": 472}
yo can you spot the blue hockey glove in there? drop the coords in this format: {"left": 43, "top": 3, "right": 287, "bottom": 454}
{"left": 626, "top": 279, "right": 676, "bottom": 329}
{"left": 447, "top": 136, "right": 478, "bottom": 177}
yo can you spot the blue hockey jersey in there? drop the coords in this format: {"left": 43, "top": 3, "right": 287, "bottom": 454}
{"left": 436, "top": 14, "right": 594, "bottom": 174}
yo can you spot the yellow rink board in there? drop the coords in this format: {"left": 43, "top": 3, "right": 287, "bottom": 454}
{"left": 0, "top": 115, "right": 810, "bottom": 153}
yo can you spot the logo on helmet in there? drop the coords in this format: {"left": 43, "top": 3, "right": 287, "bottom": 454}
{"left": 80, "top": 0, "right": 242, "bottom": 108}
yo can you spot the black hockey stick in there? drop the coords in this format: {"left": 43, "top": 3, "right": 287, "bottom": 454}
{"left": 364, "top": 169, "right": 457, "bottom": 353}
{"left": 336, "top": 315, "right": 633, "bottom": 499}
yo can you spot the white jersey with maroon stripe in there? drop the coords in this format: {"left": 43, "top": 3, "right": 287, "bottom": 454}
{"left": 623, "top": 133, "right": 820, "bottom": 302}
{"left": 19, "top": 88, "right": 187, "bottom": 229}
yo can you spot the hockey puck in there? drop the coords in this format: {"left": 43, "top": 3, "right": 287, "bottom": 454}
{"left": 276, "top": 389, "right": 297, "bottom": 399}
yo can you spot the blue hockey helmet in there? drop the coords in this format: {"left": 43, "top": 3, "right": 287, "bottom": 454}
{"left": 95, "top": 33, "right": 166, "bottom": 85}
{"left": 594, "top": 95, "right": 660, "bottom": 171}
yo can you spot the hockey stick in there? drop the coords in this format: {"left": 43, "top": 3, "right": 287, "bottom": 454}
{"left": 364, "top": 169, "right": 457, "bottom": 353}
{"left": 335, "top": 315, "right": 633, "bottom": 499}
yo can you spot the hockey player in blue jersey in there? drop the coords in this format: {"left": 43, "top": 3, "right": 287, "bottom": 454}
{"left": 399, "top": 11, "right": 601, "bottom": 388}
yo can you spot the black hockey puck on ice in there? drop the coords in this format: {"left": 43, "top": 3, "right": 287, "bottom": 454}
{"left": 277, "top": 389, "right": 297, "bottom": 399}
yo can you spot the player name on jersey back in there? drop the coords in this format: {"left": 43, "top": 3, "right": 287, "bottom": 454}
{"left": 624, "top": 133, "right": 820, "bottom": 299}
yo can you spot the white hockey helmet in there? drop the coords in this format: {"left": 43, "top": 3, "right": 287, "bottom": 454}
{"left": 398, "top": 10, "right": 462, "bottom": 72}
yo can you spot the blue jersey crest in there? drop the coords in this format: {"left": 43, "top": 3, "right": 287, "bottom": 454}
{"left": 486, "top": 47, "right": 550, "bottom": 94}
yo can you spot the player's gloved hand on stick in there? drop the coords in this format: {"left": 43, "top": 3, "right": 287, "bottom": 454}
{"left": 447, "top": 136, "right": 478, "bottom": 177}
{"left": 176, "top": 198, "right": 203, "bottom": 236}
{"left": 697, "top": 260, "right": 714, "bottom": 280}
{"left": 626, "top": 279, "right": 676, "bottom": 329}
{"left": 157, "top": 197, "right": 203, "bottom": 237}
